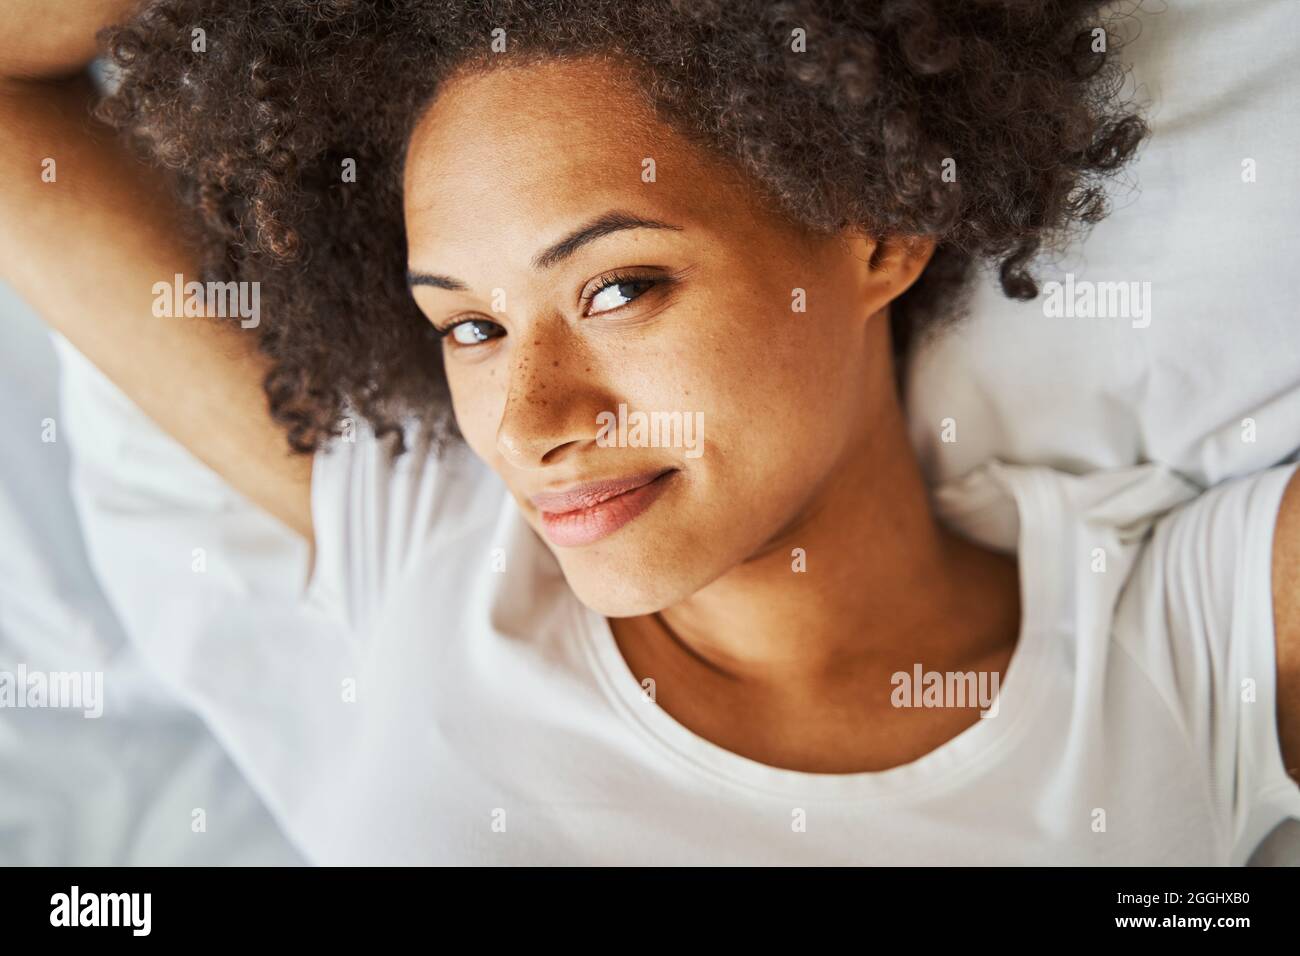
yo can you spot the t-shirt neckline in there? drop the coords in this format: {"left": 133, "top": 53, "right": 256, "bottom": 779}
{"left": 575, "top": 462, "right": 1059, "bottom": 803}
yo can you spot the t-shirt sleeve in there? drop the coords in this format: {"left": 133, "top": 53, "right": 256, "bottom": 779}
{"left": 55, "top": 334, "right": 312, "bottom": 623}
{"left": 56, "top": 329, "right": 454, "bottom": 644}
{"left": 1114, "top": 460, "right": 1300, "bottom": 863}
{"left": 302, "top": 417, "right": 451, "bottom": 635}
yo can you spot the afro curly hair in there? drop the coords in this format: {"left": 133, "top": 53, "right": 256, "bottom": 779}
{"left": 95, "top": 0, "right": 1145, "bottom": 454}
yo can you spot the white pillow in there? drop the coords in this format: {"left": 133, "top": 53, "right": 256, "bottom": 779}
{"left": 905, "top": 0, "right": 1300, "bottom": 489}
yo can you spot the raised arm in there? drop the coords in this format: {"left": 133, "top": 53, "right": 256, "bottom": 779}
{"left": 0, "top": 0, "right": 313, "bottom": 541}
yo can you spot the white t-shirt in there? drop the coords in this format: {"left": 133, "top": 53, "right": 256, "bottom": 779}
{"left": 57, "top": 340, "right": 1300, "bottom": 865}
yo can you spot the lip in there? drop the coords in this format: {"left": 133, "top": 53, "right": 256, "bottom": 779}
{"left": 532, "top": 468, "right": 677, "bottom": 547}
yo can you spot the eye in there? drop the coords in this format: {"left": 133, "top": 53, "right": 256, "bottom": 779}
{"left": 439, "top": 318, "right": 505, "bottom": 346}
{"left": 584, "top": 272, "right": 659, "bottom": 316}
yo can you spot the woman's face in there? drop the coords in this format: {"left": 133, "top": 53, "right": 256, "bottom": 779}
{"left": 403, "top": 57, "right": 927, "bottom": 617}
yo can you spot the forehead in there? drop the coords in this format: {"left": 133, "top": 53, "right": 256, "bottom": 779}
{"left": 402, "top": 58, "right": 753, "bottom": 255}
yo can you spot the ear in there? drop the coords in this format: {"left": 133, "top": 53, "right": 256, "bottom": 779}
{"left": 845, "top": 230, "right": 937, "bottom": 318}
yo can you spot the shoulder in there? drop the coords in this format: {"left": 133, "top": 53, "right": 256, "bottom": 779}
{"left": 1113, "top": 463, "right": 1300, "bottom": 799}
{"left": 1106, "top": 462, "right": 1300, "bottom": 855}
{"left": 306, "top": 417, "right": 504, "bottom": 635}
{"left": 1115, "top": 462, "right": 1297, "bottom": 679}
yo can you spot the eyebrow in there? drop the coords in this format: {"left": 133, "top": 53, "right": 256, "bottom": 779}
{"left": 406, "top": 209, "right": 683, "bottom": 292}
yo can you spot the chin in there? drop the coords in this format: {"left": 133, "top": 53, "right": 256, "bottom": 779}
{"left": 558, "top": 553, "right": 697, "bottom": 618}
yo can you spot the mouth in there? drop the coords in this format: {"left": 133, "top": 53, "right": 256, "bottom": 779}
{"left": 531, "top": 468, "right": 678, "bottom": 547}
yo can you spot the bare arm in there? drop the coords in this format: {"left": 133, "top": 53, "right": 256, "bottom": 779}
{"left": 1272, "top": 467, "right": 1300, "bottom": 787}
{"left": 0, "top": 1, "right": 313, "bottom": 541}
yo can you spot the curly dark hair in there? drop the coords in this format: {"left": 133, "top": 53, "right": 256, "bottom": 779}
{"left": 96, "top": 0, "right": 1144, "bottom": 454}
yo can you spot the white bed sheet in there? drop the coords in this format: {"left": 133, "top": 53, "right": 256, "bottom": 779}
{"left": 0, "top": 283, "right": 303, "bottom": 866}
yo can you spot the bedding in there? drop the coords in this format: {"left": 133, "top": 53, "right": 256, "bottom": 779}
{"left": 906, "top": 0, "right": 1300, "bottom": 489}
{"left": 0, "top": 285, "right": 303, "bottom": 866}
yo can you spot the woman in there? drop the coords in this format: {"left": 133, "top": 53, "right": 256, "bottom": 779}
{"left": 1, "top": 0, "right": 1297, "bottom": 864}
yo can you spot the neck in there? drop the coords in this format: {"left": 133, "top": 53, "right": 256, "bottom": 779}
{"left": 651, "top": 342, "right": 1019, "bottom": 696}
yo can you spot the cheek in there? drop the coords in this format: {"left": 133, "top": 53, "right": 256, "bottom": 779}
{"left": 445, "top": 354, "right": 506, "bottom": 463}
{"left": 662, "top": 281, "right": 863, "bottom": 524}
{"left": 667, "top": 287, "right": 856, "bottom": 442}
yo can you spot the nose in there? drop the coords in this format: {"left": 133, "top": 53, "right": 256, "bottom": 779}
{"left": 494, "top": 321, "right": 609, "bottom": 469}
